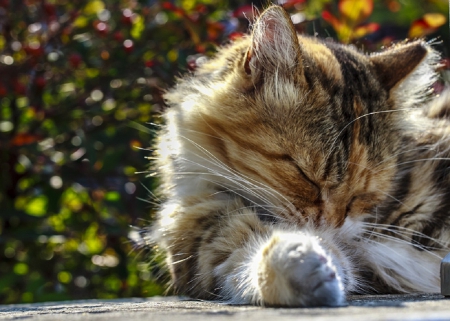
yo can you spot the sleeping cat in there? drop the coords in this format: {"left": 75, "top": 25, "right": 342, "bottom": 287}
{"left": 153, "top": 5, "right": 450, "bottom": 307}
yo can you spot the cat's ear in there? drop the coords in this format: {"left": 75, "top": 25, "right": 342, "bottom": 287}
{"left": 370, "top": 41, "right": 431, "bottom": 91}
{"left": 244, "top": 5, "right": 302, "bottom": 78}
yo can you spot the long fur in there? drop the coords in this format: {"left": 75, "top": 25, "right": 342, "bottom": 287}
{"left": 152, "top": 5, "right": 450, "bottom": 307}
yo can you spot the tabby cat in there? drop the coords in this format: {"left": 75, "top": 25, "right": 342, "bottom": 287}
{"left": 153, "top": 5, "right": 450, "bottom": 307}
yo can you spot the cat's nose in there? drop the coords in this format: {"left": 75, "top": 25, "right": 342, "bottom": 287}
{"left": 320, "top": 203, "right": 347, "bottom": 228}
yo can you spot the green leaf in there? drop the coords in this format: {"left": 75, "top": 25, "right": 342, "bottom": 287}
{"left": 105, "top": 191, "right": 120, "bottom": 202}
{"left": 25, "top": 196, "right": 48, "bottom": 217}
{"left": 73, "top": 16, "right": 89, "bottom": 28}
{"left": 131, "top": 14, "right": 145, "bottom": 39}
{"left": 84, "top": 1, "right": 105, "bottom": 15}
{"left": 13, "top": 263, "right": 29, "bottom": 275}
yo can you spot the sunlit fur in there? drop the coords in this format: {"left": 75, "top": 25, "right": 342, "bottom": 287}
{"left": 152, "top": 5, "right": 450, "bottom": 307}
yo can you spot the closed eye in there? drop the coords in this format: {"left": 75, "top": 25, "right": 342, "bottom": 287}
{"left": 285, "top": 155, "right": 320, "bottom": 192}
{"left": 346, "top": 196, "right": 357, "bottom": 215}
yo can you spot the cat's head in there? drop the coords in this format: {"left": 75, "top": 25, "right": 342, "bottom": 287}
{"left": 163, "top": 5, "right": 439, "bottom": 228}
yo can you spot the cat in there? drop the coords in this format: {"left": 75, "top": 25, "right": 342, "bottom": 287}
{"left": 152, "top": 5, "right": 450, "bottom": 307}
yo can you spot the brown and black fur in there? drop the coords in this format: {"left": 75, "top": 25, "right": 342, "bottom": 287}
{"left": 153, "top": 5, "right": 450, "bottom": 306}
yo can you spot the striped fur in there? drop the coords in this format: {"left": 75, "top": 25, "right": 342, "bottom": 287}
{"left": 153, "top": 5, "right": 450, "bottom": 306}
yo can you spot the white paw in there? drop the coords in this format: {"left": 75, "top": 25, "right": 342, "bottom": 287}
{"left": 256, "top": 232, "right": 346, "bottom": 307}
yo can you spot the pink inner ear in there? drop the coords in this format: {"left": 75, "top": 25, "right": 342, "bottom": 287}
{"left": 259, "top": 17, "right": 277, "bottom": 44}
{"left": 252, "top": 13, "right": 285, "bottom": 56}
{"left": 244, "top": 50, "right": 252, "bottom": 75}
{"left": 246, "top": 5, "right": 302, "bottom": 75}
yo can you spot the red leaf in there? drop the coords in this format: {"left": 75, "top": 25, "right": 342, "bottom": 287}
{"left": 232, "top": 5, "right": 256, "bottom": 19}
{"left": 408, "top": 13, "right": 446, "bottom": 38}
{"left": 281, "top": 0, "right": 307, "bottom": 9}
{"left": 229, "top": 32, "right": 244, "bottom": 41}
{"left": 353, "top": 22, "right": 379, "bottom": 38}
{"left": 322, "top": 11, "right": 341, "bottom": 30}
{"left": 11, "top": 133, "right": 41, "bottom": 146}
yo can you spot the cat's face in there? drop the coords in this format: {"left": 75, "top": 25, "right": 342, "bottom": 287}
{"left": 168, "top": 6, "right": 433, "bottom": 228}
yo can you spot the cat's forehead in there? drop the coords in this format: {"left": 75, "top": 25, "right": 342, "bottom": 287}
{"left": 258, "top": 38, "right": 379, "bottom": 124}
{"left": 299, "top": 36, "right": 347, "bottom": 82}
{"left": 301, "top": 37, "right": 376, "bottom": 90}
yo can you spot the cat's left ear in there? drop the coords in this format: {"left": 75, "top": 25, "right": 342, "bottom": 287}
{"left": 244, "top": 5, "right": 303, "bottom": 79}
{"left": 369, "top": 41, "right": 434, "bottom": 91}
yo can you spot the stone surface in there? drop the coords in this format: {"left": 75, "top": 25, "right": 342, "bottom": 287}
{"left": 1, "top": 294, "right": 450, "bottom": 321}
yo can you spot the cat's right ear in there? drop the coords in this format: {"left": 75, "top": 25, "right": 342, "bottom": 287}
{"left": 370, "top": 41, "right": 430, "bottom": 91}
{"left": 243, "top": 5, "right": 303, "bottom": 80}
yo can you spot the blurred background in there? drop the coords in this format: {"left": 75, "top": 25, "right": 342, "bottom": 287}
{"left": 0, "top": 0, "right": 449, "bottom": 304}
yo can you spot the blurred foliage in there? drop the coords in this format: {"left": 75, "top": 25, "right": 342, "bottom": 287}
{"left": 0, "top": 0, "right": 448, "bottom": 304}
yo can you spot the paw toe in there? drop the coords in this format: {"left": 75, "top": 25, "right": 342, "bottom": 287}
{"left": 257, "top": 232, "right": 345, "bottom": 307}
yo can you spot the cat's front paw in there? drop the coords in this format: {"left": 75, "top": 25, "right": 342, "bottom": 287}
{"left": 256, "top": 231, "right": 346, "bottom": 307}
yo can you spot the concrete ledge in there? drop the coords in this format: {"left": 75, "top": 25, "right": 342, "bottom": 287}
{"left": 1, "top": 294, "right": 449, "bottom": 320}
